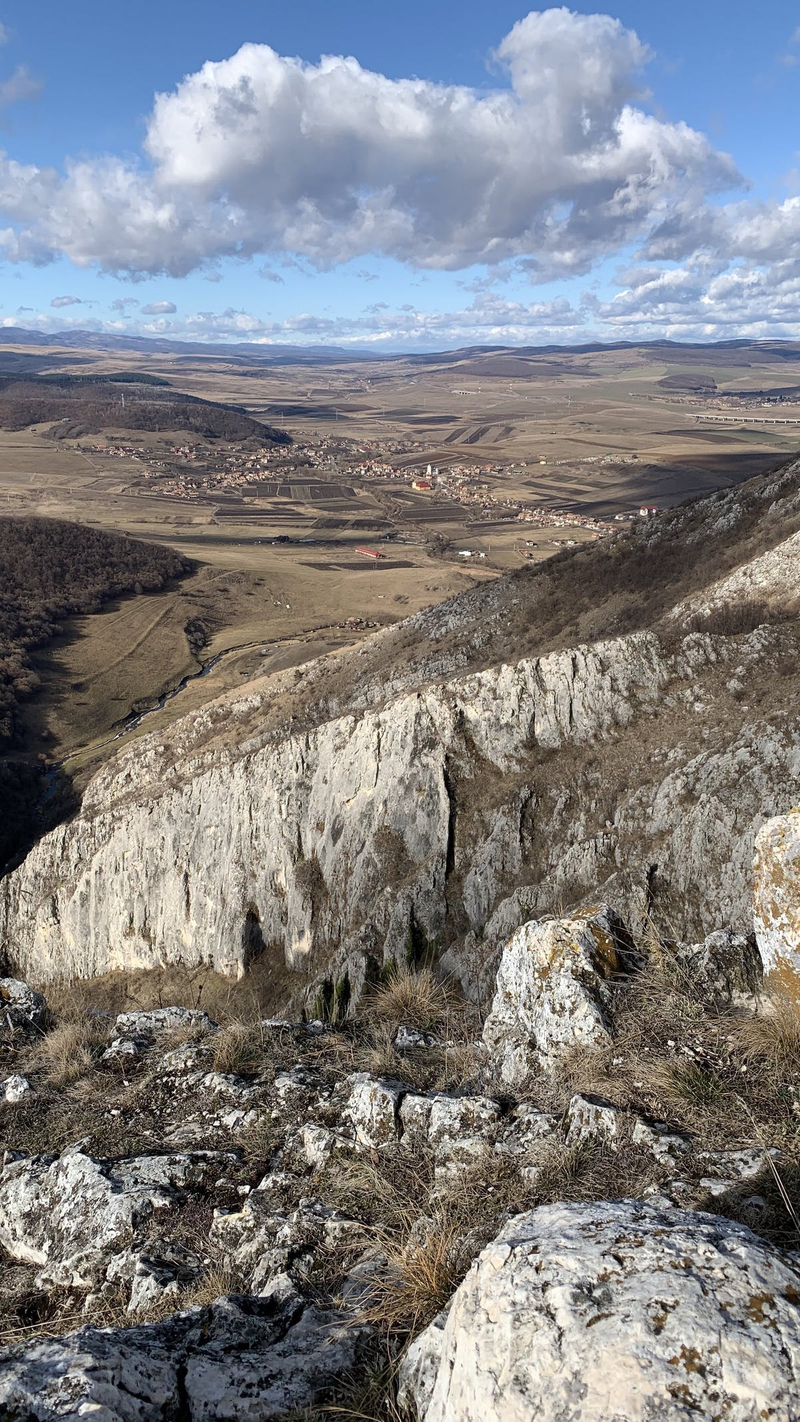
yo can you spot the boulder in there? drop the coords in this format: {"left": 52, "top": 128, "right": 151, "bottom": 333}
{"left": 676, "top": 928, "right": 762, "bottom": 1005}
{"left": 114, "top": 1006, "right": 216, "bottom": 1037}
{"left": 427, "top": 1095, "right": 501, "bottom": 1173}
{"left": 0, "top": 1277, "right": 373, "bottom": 1421}
{"left": 631, "top": 1117, "right": 692, "bottom": 1163}
{"left": 402, "top": 1199, "right": 800, "bottom": 1422}
{"left": 345, "top": 1073, "right": 407, "bottom": 1148}
{"left": 0, "top": 978, "right": 47, "bottom": 1041}
{"left": 212, "top": 1193, "right": 359, "bottom": 1294}
{"left": 754, "top": 810, "right": 800, "bottom": 998}
{"left": 102, "top": 1035, "right": 150, "bottom": 1062}
{"left": 0, "top": 1147, "right": 235, "bottom": 1290}
{"left": 495, "top": 1103, "right": 558, "bottom": 1157}
{"left": 564, "top": 1092, "right": 623, "bottom": 1148}
{"left": 482, "top": 906, "right": 631, "bottom": 1085}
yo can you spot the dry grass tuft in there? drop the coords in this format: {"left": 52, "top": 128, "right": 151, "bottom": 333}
{"left": 736, "top": 993, "right": 800, "bottom": 1074}
{"left": 23, "top": 1017, "right": 107, "bottom": 1088}
{"left": 366, "top": 968, "right": 448, "bottom": 1033}
{"left": 295, "top": 1359, "right": 404, "bottom": 1422}
{"left": 211, "top": 1020, "right": 265, "bottom": 1075}
{"left": 361, "top": 1202, "right": 475, "bottom": 1337}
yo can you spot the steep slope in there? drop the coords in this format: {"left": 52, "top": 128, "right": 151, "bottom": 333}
{"left": 2, "top": 456, "right": 800, "bottom": 1001}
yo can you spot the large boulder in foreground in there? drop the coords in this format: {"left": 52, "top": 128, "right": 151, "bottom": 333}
{"left": 754, "top": 809, "right": 800, "bottom": 999}
{"left": 481, "top": 906, "right": 630, "bottom": 1084}
{"left": 401, "top": 1200, "right": 800, "bottom": 1422}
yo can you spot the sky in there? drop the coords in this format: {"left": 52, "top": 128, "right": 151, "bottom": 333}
{"left": 0, "top": 1, "right": 798, "bottom": 351}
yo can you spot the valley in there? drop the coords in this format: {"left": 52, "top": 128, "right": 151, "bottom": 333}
{"left": 2, "top": 336, "right": 800, "bottom": 781}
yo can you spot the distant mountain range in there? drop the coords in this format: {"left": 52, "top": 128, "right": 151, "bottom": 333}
{"left": 0, "top": 326, "right": 799, "bottom": 366}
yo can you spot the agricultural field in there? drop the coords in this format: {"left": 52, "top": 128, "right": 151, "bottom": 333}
{"left": 1, "top": 335, "right": 798, "bottom": 783}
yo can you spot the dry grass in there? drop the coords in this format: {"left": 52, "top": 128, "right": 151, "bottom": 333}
{"left": 292, "top": 1359, "right": 405, "bottom": 1422}
{"left": 211, "top": 1020, "right": 267, "bottom": 1075}
{"left": 361, "top": 1202, "right": 476, "bottom": 1337}
{"left": 22, "top": 1017, "right": 107, "bottom": 1088}
{"left": 365, "top": 969, "right": 449, "bottom": 1033}
{"left": 37, "top": 952, "right": 301, "bottom": 1030}
{"left": 736, "top": 993, "right": 800, "bottom": 1075}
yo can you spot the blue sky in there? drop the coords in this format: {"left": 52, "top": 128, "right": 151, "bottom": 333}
{"left": 0, "top": 1, "right": 798, "bottom": 349}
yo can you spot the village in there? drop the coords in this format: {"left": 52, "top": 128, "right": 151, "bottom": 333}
{"left": 83, "top": 431, "right": 644, "bottom": 546}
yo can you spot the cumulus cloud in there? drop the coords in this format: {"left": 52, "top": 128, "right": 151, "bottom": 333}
{"left": 141, "top": 299, "right": 177, "bottom": 313}
{"left": 0, "top": 9, "right": 739, "bottom": 278}
{"left": 111, "top": 296, "right": 140, "bottom": 312}
{"left": 50, "top": 294, "right": 84, "bottom": 307}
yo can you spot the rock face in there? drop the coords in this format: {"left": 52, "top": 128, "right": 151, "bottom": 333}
{"left": 754, "top": 809, "right": 800, "bottom": 998}
{"left": 3, "top": 455, "right": 800, "bottom": 998}
{"left": 2, "top": 619, "right": 800, "bottom": 997}
{"left": 0, "top": 1278, "right": 373, "bottom": 1421}
{"left": 482, "top": 906, "right": 629, "bottom": 1084}
{"left": 403, "top": 1200, "right": 800, "bottom": 1422}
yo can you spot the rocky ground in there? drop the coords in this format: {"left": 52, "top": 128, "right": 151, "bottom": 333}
{"left": 2, "top": 905, "right": 800, "bottom": 1419}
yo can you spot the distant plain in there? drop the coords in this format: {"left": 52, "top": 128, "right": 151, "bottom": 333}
{"left": 1, "top": 337, "right": 798, "bottom": 781}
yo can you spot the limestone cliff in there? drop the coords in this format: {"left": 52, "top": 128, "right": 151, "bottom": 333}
{"left": 3, "top": 454, "right": 800, "bottom": 997}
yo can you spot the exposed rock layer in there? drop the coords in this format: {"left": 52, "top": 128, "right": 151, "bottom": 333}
{"left": 3, "top": 457, "right": 800, "bottom": 992}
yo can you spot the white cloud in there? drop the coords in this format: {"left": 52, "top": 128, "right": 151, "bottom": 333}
{"left": 0, "top": 9, "right": 738, "bottom": 278}
{"left": 141, "top": 299, "right": 177, "bottom": 314}
{"left": 50, "top": 294, "right": 83, "bottom": 307}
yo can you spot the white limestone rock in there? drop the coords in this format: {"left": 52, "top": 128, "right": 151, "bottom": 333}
{"left": 754, "top": 809, "right": 800, "bottom": 997}
{"left": 427, "top": 1095, "right": 501, "bottom": 1170}
{"left": 301, "top": 1123, "right": 337, "bottom": 1168}
{"left": 496, "top": 1103, "right": 558, "bottom": 1157}
{"left": 345, "top": 1073, "right": 407, "bottom": 1148}
{"left": 398, "top": 1092, "right": 434, "bottom": 1146}
{"left": 397, "top": 1307, "right": 450, "bottom": 1418}
{"left": 102, "top": 1035, "right": 149, "bottom": 1061}
{"left": 394, "top": 1024, "right": 445, "bottom": 1051}
{"left": 6, "top": 603, "right": 794, "bottom": 992}
{"left": 631, "top": 1117, "right": 693, "bottom": 1163}
{"left": 482, "top": 906, "right": 630, "bottom": 1085}
{"left": 696, "top": 1146, "right": 780, "bottom": 1198}
{"left": 404, "top": 1199, "right": 800, "bottom": 1422}
{"left": 0, "top": 1073, "right": 32, "bottom": 1104}
{"left": 212, "top": 1194, "right": 359, "bottom": 1294}
{"left": 115, "top": 1006, "right": 216, "bottom": 1037}
{"left": 0, "top": 978, "right": 47, "bottom": 1041}
{"left": 676, "top": 928, "right": 762, "bottom": 1005}
{"left": 0, "top": 1147, "right": 234, "bottom": 1289}
{"left": 0, "top": 1282, "right": 373, "bottom": 1421}
{"left": 565, "top": 1093, "right": 624, "bottom": 1148}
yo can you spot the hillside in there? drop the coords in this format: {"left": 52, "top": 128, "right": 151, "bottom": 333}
{"left": 2, "top": 453, "right": 800, "bottom": 992}
{"left": 2, "top": 455, "right": 800, "bottom": 1418}
{"left": 0, "top": 375, "right": 291, "bottom": 444}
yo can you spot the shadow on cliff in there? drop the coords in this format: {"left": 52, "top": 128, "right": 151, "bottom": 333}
{"left": 0, "top": 757, "right": 79, "bottom": 878}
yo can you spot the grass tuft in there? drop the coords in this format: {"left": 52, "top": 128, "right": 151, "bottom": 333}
{"left": 365, "top": 968, "right": 448, "bottom": 1033}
